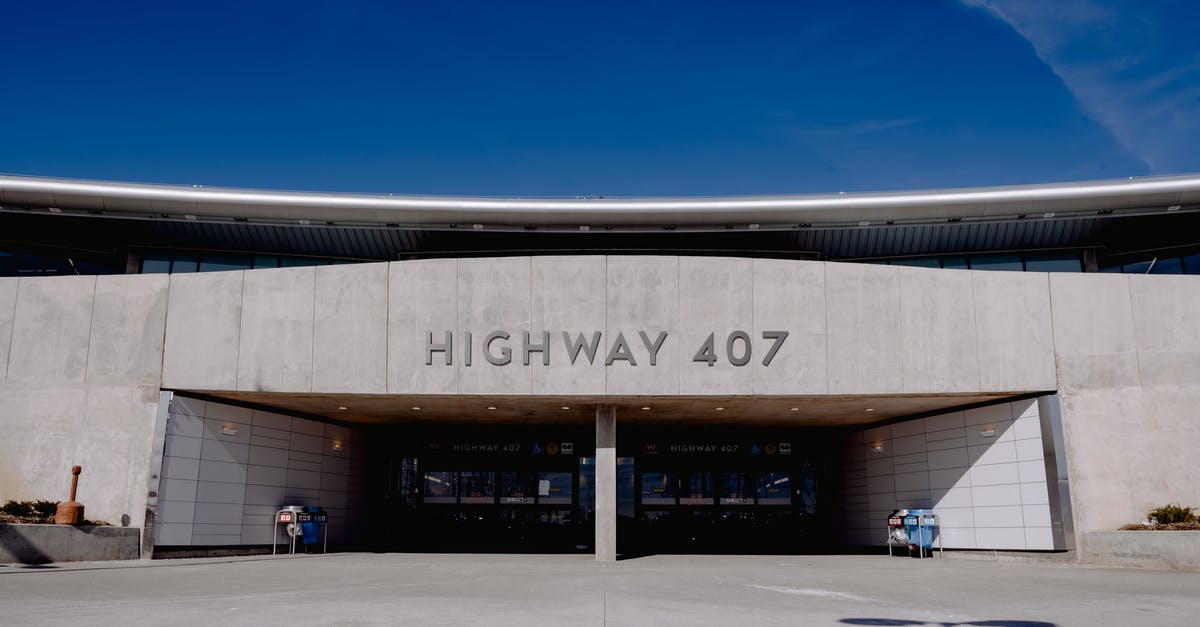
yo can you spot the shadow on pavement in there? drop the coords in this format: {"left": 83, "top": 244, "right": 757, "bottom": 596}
{"left": 840, "top": 614, "right": 1056, "bottom": 619}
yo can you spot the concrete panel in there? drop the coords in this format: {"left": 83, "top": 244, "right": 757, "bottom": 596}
{"left": 752, "top": 259, "right": 827, "bottom": 394}
{"left": 0, "top": 277, "right": 17, "bottom": 381}
{"left": 163, "top": 271, "right": 244, "bottom": 390}
{"left": 388, "top": 259, "right": 458, "bottom": 394}
{"left": 6, "top": 276, "right": 96, "bottom": 383}
{"left": 85, "top": 274, "right": 170, "bottom": 386}
{"left": 1128, "top": 275, "right": 1200, "bottom": 387}
{"left": 897, "top": 267, "right": 980, "bottom": 393}
{"left": 1049, "top": 273, "right": 1140, "bottom": 389}
{"left": 825, "top": 263, "right": 902, "bottom": 394}
{"left": 971, "top": 271, "right": 1055, "bottom": 391}
{"left": 0, "top": 386, "right": 86, "bottom": 513}
{"left": 237, "top": 266, "right": 315, "bottom": 393}
{"left": 456, "top": 257, "right": 532, "bottom": 395}
{"left": 73, "top": 385, "right": 161, "bottom": 527}
{"left": 531, "top": 256, "right": 606, "bottom": 395}
{"left": 605, "top": 257, "right": 678, "bottom": 395}
{"left": 313, "top": 262, "right": 388, "bottom": 393}
{"left": 679, "top": 257, "right": 754, "bottom": 395}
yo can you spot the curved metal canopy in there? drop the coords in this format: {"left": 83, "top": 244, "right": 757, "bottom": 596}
{"left": 2, "top": 173, "right": 1199, "bottom": 228}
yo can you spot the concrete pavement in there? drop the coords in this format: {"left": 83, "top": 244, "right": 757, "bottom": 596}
{"left": 1, "top": 553, "right": 1197, "bottom": 626}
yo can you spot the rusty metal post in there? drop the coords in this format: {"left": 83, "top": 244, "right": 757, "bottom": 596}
{"left": 54, "top": 466, "right": 85, "bottom": 525}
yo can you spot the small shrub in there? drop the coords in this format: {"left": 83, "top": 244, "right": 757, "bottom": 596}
{"left": 1148, "top": 503, "right": 1197, "bottom": 524}
{"left": 1, "top": 500, "right": 59, "bottom": 519}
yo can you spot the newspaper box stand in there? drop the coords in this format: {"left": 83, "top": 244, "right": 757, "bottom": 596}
{"left": 886, "top": 510, "right": 943, "bottom": 558}
{"left": 886, "top": 510, "right": 908, "bottom": 557}
{"left": 273, "top": 505, "right": 329, "bottom": 556}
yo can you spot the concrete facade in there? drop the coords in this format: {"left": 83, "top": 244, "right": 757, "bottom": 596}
{"left": 1, "top": 257, "right": 1198, "bottom": 560}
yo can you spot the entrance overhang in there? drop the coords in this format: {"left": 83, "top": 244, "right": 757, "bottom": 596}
{"left": 179, "top": 390, "right": 1043, "bottom": 427}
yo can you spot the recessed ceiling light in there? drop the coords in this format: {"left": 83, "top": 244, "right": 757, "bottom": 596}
{"left": 715, "top": 407, "right": 725, "bottom": 411}
{"left": 641, "top": 406, "right": 651, "bottom": 411}
{"left": 48, "top": 207, "right": 62, "bottom": 213}
{"left": 487, "top": 406, "right": 497, "bottom": 410}
{"left": 865, "top": 408, "right": 875, "bottom": 412}
{"left": 789, "top": 407, "right": 800, "bottom": 412}
{"left": 337, "top": 406, "right": 348, "bottom": 411}
{"left": 1167, "top": 205, "right": 1181, "bottom": 211}
{"left": 411, "top": 406, "right": 421, "bottom": 411}
{"left": 560, "top": 406, "right": 570, "bottom": 410}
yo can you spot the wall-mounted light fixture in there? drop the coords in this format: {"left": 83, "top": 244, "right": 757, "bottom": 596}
{"left": 980, "top": 427, "right": 997, "bottom": 438}
{"left": 220, "top": 425, "right": 238, "bottom": 436}
{"left": 871, "top": 443, "right": 884, "bottom": 454}
{"left": 331, "top": 440, "right": 345, "bottom": 452}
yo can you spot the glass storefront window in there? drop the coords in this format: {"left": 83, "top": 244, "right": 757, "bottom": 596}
{"left": 640, "top": 471, "right": 675, "bottom": 505}
{"left": 891, "top": 258, "right": 941, "bottom": 268}
{"left": 252, "top": 255, "right": 280, "bottom": 269}
{"left": 970, "top": 254, "right": 1023, "bottom": 271}
{"left": 141, "top": 253, "right": 172, "bottom": 274}
{"left": 941, "top": 256, "right": 969, "bottom": 270}
{"left": 1184, "top": 254, "right": 1200, "bottom": 274}
{"left": 459, "top": 471, "right": 495, "bottom": 504}
{"left": 537, "top": 471, "right": 573, "bottom": 505}
{"left": 756, "top": 472, "right": 791, "bottom": 505}
{"left": 172, "top": 254, "right": 199, "bottom": 273}
{"left": 499, "top": 471, "right": 535, "bottom": 504}
{"left": 199, "top": 253, "right": 252, "bottom": 272}
{"left": 1024, "top": 253, "right": 1082, "bottom": 273}
{"left": 1123, "top": 260, "right": 1153, "bottom": 274}
{"left": 424, "top": 471, "right": 457, "bottom": 503}
{"left": 719, "top": 472, "right": 755, "bottom": 505}
{"left": 679, "top": 471, "right": 713, "bottom": 505}
{"left": 1149, "top": 257, "right": 1183, "bottom": 274}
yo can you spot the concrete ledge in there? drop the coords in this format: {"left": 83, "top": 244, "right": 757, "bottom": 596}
{"left": 1081, "top": 531, "right": 1200, "bottom": 571}
{"left": 0, "top": 524, "right": 140, "bottom": 564}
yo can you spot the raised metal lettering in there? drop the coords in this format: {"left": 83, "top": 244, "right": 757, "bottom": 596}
{"left": 761, "top": 331, "right": 788, "bottom": 366}
{"left": 563, "top": 331, "right": 602, "bottom": 365}
{"left": 639, "top": 330, "right": 668, "bottom": 366}
{"left": 523, "top": 331, "right": 550, "bottom": 366}
{"left": 605, "top": 332, "right": 637, "bottom": 366}
{"left": 694, "top": 332, "right": 717, "bottom": 367}
{"left": 484, "top": 330, "right": 512, "bottom": 366}
{"left": 727, "top": 330, "right": 751, "bottom": 366}
{"left": 426, "top": 331, "right": 453, "bottom": 366}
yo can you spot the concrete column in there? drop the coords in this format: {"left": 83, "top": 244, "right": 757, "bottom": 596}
{"left": 595, "top": 404, "right": 617, "bottom": 561}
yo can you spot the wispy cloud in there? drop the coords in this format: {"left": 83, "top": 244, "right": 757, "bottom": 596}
{"left": 963, "top": 0, "right": 1200, "bottom": 172}
{"left": 786, "top": 116, "right": 925, "bottom": 142}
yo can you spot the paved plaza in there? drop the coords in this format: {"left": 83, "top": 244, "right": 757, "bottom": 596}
{"left": 1, "top": 552, "right": 1197, "bottom": 626}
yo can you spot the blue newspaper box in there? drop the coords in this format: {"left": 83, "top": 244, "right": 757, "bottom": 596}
{"left": 903, "top": 508, "right": 937, "bottom": 558}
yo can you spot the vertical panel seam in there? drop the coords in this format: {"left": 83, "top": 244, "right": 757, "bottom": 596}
{"left": 80, "top": 276, "right": 99, "bottom": 383}
{"left": 1044, "top": 273, "right": 1061, "bottom": 391}
{"left": 969, "top": 272, "right": 984, "bottom": 391}
{"left": 233, "top": 271, "right": 247, "bottom": 391}
{"left": 382, "top": 262, "right": 390, "bottom": 394}
{"left": 309, "top": 267, "right": 318, "bottom": 393}
{"left": 3, "top": 278, "right": 23, "bottom": 383}
{"left": 822, "top": 262, "right": 830, "bottom": 394}
{"left": 1125, "top": 274, "right": 1144, "bottom": 388}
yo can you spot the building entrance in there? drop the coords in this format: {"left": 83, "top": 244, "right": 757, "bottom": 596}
{"left": 374, "top": 424, "right": 840, "bottom": 555}
{"left": 377, "top": 426, "right": 595, "bottom": 552}
{"left": 621, "top": 428, "right": 837, "bottom": 554}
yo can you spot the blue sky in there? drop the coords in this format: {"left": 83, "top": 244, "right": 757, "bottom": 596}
{"left": 2, "top": 1, "right": 1197, "bottom": 196}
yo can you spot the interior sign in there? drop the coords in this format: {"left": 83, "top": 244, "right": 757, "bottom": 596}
{"left": 424, "top": 330, "right": 787, "bottom": 367}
